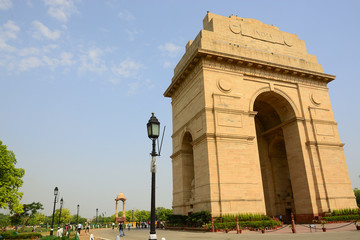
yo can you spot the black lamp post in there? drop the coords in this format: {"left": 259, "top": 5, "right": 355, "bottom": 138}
{"left": 147, "top": 113, "right": 160, "bottom": 240}
{"left": 96, "top": 208, "right": 98, "bottom": 227}
{"left": 58, "top": 198, "right": 63, "bottom": 226}
{"left": 76, "top": 205, "right": 79, "bottom": 229}
{"left": 50, "top": 187, "right": 59, "bottom": 236}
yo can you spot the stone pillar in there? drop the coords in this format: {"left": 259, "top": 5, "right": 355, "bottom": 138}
{"left": 115, "top": 200, "right": 119, "bottom": 218}
{"left": 122, "top": 200, "right": 126, "bottom": 219}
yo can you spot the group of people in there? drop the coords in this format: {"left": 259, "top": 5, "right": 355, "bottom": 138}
{"left": 118, "top": 222, "right": 127, "bottom": 237}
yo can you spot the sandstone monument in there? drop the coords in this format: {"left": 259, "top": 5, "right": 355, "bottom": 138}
{"left": 115, "top": 193, "right": 126, "bottom": 223}
{"left": 164, "top": 12, "right": 357, "bottom": 223}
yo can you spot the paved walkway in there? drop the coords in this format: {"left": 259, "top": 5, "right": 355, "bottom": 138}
{"left": 79, "top": 223, "right": 360, "bottom": 240}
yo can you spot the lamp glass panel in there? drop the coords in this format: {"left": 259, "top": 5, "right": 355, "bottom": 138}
{"left": 152, "top": 124, "right": 159, "bottom": 137}
{"left": 147, "top": 124, "right": 152, "bottom": 137}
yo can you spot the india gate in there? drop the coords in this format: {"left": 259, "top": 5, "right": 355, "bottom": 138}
{"left": 164, "top": 12, "right": 357, "bottom": 223}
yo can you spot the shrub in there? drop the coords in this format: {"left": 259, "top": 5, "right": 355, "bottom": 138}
{"left": 221, "top": 213, "right": 270, "bottom": 222}
{"left": 166, "top": 215, "right": 187, "bottom": 227}
{"left": 186, "top": 211, "right": 211, "bottom": 227}
{"left": 167, "top": 211, "right": 211, "bottom": 227}
{"left": 322, "top": 215, "right": 359, "bottom": 222}
{"left": 0, "top": 232, "right": 42, "bottom": 239}
{"left": 331, "top": 208, "right": 358, "bottom": 216}
{"left": 40, "top": 235, "right": 78, "bottom": 240}
{"left": 212, "top": 219, "right": 280, "bottom": 230}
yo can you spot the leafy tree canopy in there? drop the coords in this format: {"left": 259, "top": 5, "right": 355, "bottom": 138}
{"left": 70, "top": 215, "right": 87, "bottom": 224}
{"left": 27, "top": 212, "right": 46, "bottom": 226}
{"left": 354, "top": 188, "right": 360, "bottom": 208}
{"left": 134, "top": 210, "right": 150, "bottom": 222}
{"left": 155, "top": 207, "right": 172, "bottom": 221}
{"left": 0, "top": 213, "right": 10, "bottom": 227}
{"left": 53, "top": 208, "right": 72, "bottom": 225}
{"left": 0, "top": 140, "right": 25, "bottom": 214}
{"left": 10, "top": 202, "right": 43, "bottom": 227}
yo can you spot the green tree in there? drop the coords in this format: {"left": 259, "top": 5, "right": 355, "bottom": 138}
{"left": 21, "top": 202, "right": 43, "bottom": 226}
{"left": 54, "top": 208, "right": 72, "bottom": 225}
{"left": 0, "top": 140, "right": 25, "bottom": 214}
{"left": 28, "top": 212, "right": 46, "bottom": 226}
{"left": 155, "top": 207, "right": 172, "bottom": 221}
{"left": 70, "top": 215, "right": 87, "bottom": 224}
{"left": 354, "top": 188, "right": 360, "bottom": 208}
{"left": 135, "top": 210, "right": 150, "bottom": 222}
{"left": 0, "top": 213, "right": 10, "bottom": 228}
{"left": 125, "top": 210, "right": 137, "bottom": 222}
{"left": 10, "top": 213, "right": 23, "bottom": 226}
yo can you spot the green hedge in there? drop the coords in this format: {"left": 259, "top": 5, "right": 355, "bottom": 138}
{"left": 331, "top": 208, "right": 358, "bottom": 216}
{"left": 0, "top": 232, "right": 42, "bottom": 239}
{"left": 322, "top": 215, "right": 359, "bottom": 222}
{"left": 167, "top": 211, "right": 211, "bottom": 227}
{"left": 221, "top": 213, "right": 270, "bottom": 222}
{"left": 210, "top": 219, "right": 281, "bottom": 230}
{"left": 40, "top": 236, "right": 79, "bottom": 240}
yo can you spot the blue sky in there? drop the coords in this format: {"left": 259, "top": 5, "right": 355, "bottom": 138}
{"left": 1, "top": 0, "right": 359, "bottom": 218}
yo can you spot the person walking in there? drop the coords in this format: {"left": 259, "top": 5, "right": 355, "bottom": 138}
{"left": 77, "top": 223, "right": 82, "bottom": 234}
{"left": 119, "top": 222, "right": 125, "bottom": 237}
{"left": 112, "top": 222, "right": 115, "bottom": 230}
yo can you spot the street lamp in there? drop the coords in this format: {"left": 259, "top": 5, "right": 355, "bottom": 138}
{"left": 50, "top": 187, "right": 59, "bottom": 236}
{"left": 58, "top": 198, "right": 63, "bottom": 226}
{"left": 96, "top": 208, "right": 98, "bottom": 227}
{"left": 147, "top": 113, "right": 160, "bottom": 240}
{"left": 76, "top": 205, "right": 79, "bottom": 229}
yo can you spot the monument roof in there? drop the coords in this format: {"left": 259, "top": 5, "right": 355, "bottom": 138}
{"left": 164, "top": 12, "right": 335, "bottom": 98}
{"left": 115, "top": 192, "right": 126, "bottom": 201}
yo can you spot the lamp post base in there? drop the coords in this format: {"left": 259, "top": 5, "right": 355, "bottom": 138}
{"left": 149, "top": 233, "right": 157, "bottom": 240}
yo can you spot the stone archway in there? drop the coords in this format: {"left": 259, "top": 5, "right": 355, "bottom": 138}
{"left": 181, "top": 132, "right": 195, "bottom": 215}
{"left": 254, "top": 91, "right": 297, "bottom": 222}
{"left": 165, "top": 12, "right": 358, "bottom": 223}
{"left": 115, "top": 193, "right": 126, "bottom": 223}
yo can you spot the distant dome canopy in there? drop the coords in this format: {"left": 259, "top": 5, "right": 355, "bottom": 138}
{"left": 115, "top": 193, "right": 126, "bottom": 201}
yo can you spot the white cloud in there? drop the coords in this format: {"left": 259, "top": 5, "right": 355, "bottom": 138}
{"left": 125, "top": 29, "right": 139, "bottom": 42}
{"left": 112, "top": 60, "right": 142, "bottom": 78}
{"left": 1, "top": 20, "right": 20, "bottom": 39}
{"left": 19, "top": 56, "right": 42, "bottom": 71}
{"left": 43, "top": 0, "right": 78, "bottom": 22}
{"left": 0, "top": 20, "right": 20, "bottom": 52}
{"left": 127, "top": 81, "right": 140, "bottom": 95}
{"left": 32, "top": 21, "right": 61, "bottom": 40}
{"left": 78, "top": 47, "right": 107, "bottom": 74}
{"left": 18, "top": 47, "right": 41, "bottom": 56}
{"left": 118, "top": 10, "right": 135, "bottom": 21}
{"left": 158, "top": 43, "right": 181, "bottom": 57}
{"left": 163, "top": 61, "right": 172, "bottom": 68}
{"left": 126, "top": 78, "right": 154, "bottom": 95}
{"left": 0, "top": 0, "right": 12, "bottom": 10}
{"left": 88, "top": 48, "right": 102, "bottom": 62}
{"left": 60, "top": 52, "right": 73, "bottom": 66}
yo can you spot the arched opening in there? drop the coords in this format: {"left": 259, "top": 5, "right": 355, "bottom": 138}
{"left": 181, "top": 132, "right": 195, "bottom": 214}
{"left": 254, "top": 91, "right": 297, "bottom": 223}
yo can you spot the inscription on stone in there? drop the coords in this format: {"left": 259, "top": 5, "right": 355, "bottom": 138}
{"left": 229, "top": 21, "right": 290, "bottom": 46}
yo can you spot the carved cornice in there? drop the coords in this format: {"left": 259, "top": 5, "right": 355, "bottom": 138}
{"left": 306, "top": 141, "right": 344, "bottom": 147}
{"left": 164, "top": 48, "right": 335, "bottom": 98}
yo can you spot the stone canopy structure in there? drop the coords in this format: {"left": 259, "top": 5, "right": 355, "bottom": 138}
{"left": 115, "top": 193, "right": 126, "bottom": 223}
{"left": 164, "top": 12, "right": 357, "bottom": 223}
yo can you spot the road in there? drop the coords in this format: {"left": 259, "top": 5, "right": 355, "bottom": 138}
{"left": 80, "top": 224, "right": 360, "bottom": 240}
